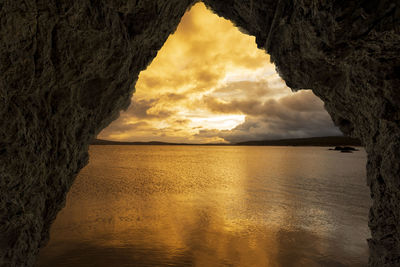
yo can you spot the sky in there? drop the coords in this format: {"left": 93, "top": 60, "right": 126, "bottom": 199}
{"left": 98, "top": 3, "right": 341, "bottom": 143}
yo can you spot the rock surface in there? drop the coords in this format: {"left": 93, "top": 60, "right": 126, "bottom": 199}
{"left": 0, "top": 0, "right": 399, "bottom": 266}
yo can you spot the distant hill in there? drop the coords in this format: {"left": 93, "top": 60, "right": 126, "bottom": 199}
{"left": 235, "top": 136, "right": 362, "bottom": 146}
{"left": 91, "top": 139, "right": 180, "bottom": 145}
{"left": 90, "top": 139, "right": 228, "bottom": 146}
{"left": 91, "top": 136, "right": 362, "bottom": 147}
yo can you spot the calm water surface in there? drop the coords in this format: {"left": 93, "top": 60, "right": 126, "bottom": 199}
{"left": 37, "top": 146, "right": 370, "bottom": 267}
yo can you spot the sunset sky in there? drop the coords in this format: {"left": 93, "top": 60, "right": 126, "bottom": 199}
{"left": 98, "top": 3, "right": 340, "bottom": 143}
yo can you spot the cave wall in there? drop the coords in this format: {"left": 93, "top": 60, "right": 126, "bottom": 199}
{"left": 0, "top": 1, "right": 196, "bottom": 266}
{"left": 0, "top": 0, "right": 399, "bottom": 266}
{"left": 202, "top": 1, "right": 400, "bottom": 266}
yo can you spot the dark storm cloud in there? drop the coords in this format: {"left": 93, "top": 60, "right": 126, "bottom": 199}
{"left": 203, "top": 82, "right": 321, "bottom": 120}
{"left": 280, "top": 91, "right": 324, "bottom": 112}
{"left": 204, "top": 90, "right": 328, "bottom": 117}
{"left": 197, "top": 90, "right": 341, "bottom": 143}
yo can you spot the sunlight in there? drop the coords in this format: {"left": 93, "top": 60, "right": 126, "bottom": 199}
{"left": 98, "top": 3, "right": 274, "bottom": 143}
{"left": 98, "top": 2, "right": 339, "bottom": 144}
{"left": 190, "top": 114, "right": 246, "bottom": 130}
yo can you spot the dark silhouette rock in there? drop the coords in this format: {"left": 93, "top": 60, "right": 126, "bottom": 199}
{"left": 0, "top": 0, "right": 399, "bottom": 266}
{"left": 333, "top": 146, "right": 359, "bottom": 152}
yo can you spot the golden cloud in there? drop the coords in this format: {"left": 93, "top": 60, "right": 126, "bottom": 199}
{"left": 98, "top": 3, "right": 338, "bottom": 143}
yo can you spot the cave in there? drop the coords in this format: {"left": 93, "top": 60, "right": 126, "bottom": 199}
{"left": 0, "top": 0, "right": 399, "bottom": 266}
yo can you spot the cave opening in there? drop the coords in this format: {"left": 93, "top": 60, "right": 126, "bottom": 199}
{"left": 97, "top": 2, "right": 342, "bottom": 144}
{"left": 35, "top": 3, "right": 370, "bottom": 267}
{"left": 2, "top": 0, "right": 398, "bottom": 266}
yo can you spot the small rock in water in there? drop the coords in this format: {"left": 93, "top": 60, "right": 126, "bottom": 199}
{"left": 331, "top": 146, "right": 358, "bottom": 153}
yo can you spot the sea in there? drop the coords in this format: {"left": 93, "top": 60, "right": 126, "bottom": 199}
{"left": 37, "top": 145, "right": 370, "bottom": 267}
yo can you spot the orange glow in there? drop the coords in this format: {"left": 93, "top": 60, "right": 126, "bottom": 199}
{"left": 98, "top": 3, "right": 338, "bottom": 143}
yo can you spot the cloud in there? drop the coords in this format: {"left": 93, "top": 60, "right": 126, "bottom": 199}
{"left": 202, "top": 96, "right": 263, "bottom": 115}
{"left": 101, "top": 121, "right": 149, "bottom": 134}
{"left": 98, "top": 3, "right": 341, "bottom": 143}
{"left": 99, "top": 121, "right": 150, "bottom": 140}
{"left": 279, "top": 90, "right": 325, "bottom": 112}
{"left": 126, "top": 99, "right": 156, "bottom": 119}
{"left": 203, "top": 88, "right": 328, "bottom": 116}
{"left": 211, "top": 79, "right": 284, "bottom": 99}
{"left": 174, "top": 119, "right": 190, "bottom": 125}
{"left": 196, "top": 90, "right": 341, "bottom": 143}
{"left": 165, "top": 93, "right": 187, "bottom": 101}
{"left": 120, "top": 98, "right": 174, "bottom": 120}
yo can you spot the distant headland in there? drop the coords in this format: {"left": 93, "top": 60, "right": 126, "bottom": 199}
{"left": 91, "top": 136, "right": 362, "bottom": 147}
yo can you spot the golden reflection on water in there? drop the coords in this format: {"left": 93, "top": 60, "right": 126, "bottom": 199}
{"left": 37, "top": 146, "right": 370, "bottom": 267}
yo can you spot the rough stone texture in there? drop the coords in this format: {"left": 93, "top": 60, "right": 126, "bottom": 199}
{"left": 0, "top": 0, "right": 399, "bottom": 266}
{"left": 0, "top": 1, "right": 196, "bottom": 266}
{"left": 203, "top": 1, "right": 400, "bottom": 266}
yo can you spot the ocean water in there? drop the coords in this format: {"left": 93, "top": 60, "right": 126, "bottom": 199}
{"left": 37, "top": 145, "right": 370, "bottom": 267}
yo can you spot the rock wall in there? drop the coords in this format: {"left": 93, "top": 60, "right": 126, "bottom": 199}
{"left": 202, "top": 1, "right": 400, "bottom": 265}
{"left": 0, "top": 1, "right": 196, "bottom": 266}
{"left": 0, "top": 0, "right": 399, "bottom": 266}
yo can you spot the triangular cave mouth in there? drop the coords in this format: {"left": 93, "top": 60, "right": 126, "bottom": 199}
{"left": 0, "top": 1, "right": 398, "bottom": 266}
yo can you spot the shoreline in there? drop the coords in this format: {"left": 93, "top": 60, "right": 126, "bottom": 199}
{"left": 91, "top": 136, "right": 362, "bottom": 147}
